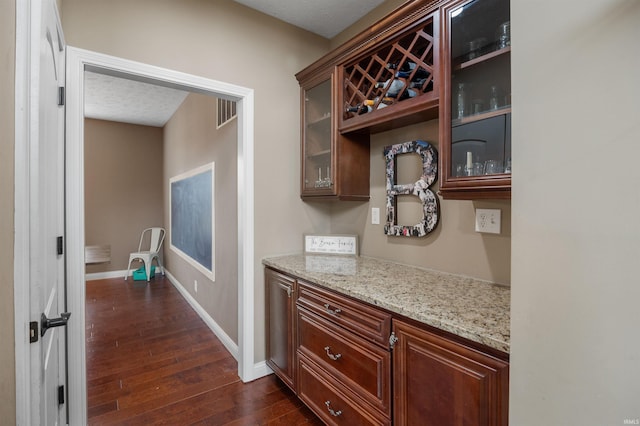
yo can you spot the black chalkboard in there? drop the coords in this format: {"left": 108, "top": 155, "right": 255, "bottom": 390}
{"left": 170, "top": 164, "right": 213, "bottom": 275}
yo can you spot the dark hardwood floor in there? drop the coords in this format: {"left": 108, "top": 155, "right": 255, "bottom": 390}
{"left": 86, "top": 276, "right": 323, "bottom": 425}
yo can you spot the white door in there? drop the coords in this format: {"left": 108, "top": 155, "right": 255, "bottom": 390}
{"left": 29, "top": 0, "right": 68, "bottom": 424}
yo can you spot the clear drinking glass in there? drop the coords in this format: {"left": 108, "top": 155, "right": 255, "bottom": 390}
{"left": 484, "top": 160, "right": 502, "bottom": 174}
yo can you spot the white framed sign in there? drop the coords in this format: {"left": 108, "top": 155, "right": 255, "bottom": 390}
{"left": 303, "top": 234, "right": 358, "bottom": 256}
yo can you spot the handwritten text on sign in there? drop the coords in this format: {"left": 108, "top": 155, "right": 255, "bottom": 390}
{"left": 304, "top": 235, "right": 358, "bottom": 255}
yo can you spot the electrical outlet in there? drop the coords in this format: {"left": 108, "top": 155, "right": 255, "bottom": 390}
{"left": 475, "top": 209, "right": 501, "bottom": 234}
{"left": 371, "top": 207, "right": 380, "bottom": 225}
{"left": 194, "top": 280, "right": 198, "bottom": 293}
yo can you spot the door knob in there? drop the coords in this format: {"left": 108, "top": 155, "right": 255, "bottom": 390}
{"left": 41, "top": 312, "right": 71, "bottom": 336}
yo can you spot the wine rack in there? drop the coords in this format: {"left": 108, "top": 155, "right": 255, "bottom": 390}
{"left": 340, "top": 12, "right": 439, "bottom": 133}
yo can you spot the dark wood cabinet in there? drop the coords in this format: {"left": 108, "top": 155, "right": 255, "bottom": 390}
{"left": 298, "top": 354, "right": 390, "bottom": 426}
{"left": 338, "top": 9, "right": 440, "bottom": 135}
{"left": 439, "top": 0, "right": 512, "bottom": 199}
{"left": 298, "top": 68, "right": 370, "bottom": 201}
{"left": 297, "top": 281, "right": 392, "bottom": 423}
{"left": 296, "top": 1, "right": 442, "bottom": 201}
{"left": 265, "top": 268, "right": 297, "bottom": 391}
{"left": 392, "top": 319, "right": 509, "bottom": 426}
{"left": 297, "top": 280, "right": 391, "bottom": 348}
{"left": 297, "top": 0, "right": 511, "bottom": 201}
{"left": 264, "top": 266, "right": 509, "bottom": 425}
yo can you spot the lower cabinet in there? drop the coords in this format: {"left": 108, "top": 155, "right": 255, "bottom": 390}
{"left": 265, "top": 268, "right": 296, "bottom": 391}
{"left": 392, "top": 319, "right": 509, "bottom": 426}
{"left": 298, "top": 354, "right": 390, "bottom": 426}
{"left": 264, "top": 267, "right": 509, "bottom": 425}
{"left": 296, "top": 279, "right": 392, "bottom": 425}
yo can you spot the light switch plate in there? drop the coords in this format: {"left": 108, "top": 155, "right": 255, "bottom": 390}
{"left": 475, "top": 209, "right": 501, "bottom": 234}
{"left": 371, "top": 207, "right": 380, "bottom": 225}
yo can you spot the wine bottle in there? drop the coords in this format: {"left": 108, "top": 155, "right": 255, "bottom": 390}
{"left": 395, "top": 69, "right": 431, "bottom": 81}
{"left": 371, "top": 96, "right": 395, "bottom": 109}
{"left": 410, "top": 78, "right": 434, "bottom": 93}
{"left": 346, "top": 105, "right": 371, "bottom": 114}
{"left": 375, "top": 78, "right": 406, "bottom": 98}
{"left": 398, "top": 88, "right": 418, "bottom": 100}
{"left": 387, "top": 60, "right": 416, "bottom": 72}
{"left": 388, "top": 58, "right": 430, "bottom": 79}
{"left": 345, "top": 99, "right": 375, "bottom": 114}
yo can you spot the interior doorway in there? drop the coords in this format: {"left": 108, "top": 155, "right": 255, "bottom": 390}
{"left": 65, "top": 47, "right": 258, "bottom": 425}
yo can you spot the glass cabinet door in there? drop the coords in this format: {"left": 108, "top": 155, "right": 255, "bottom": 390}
{"left": 440, "top": 0, "right": 511, "bottom": 199}
{"left": 301, "top": 77, "right": 334, "bottom": 195}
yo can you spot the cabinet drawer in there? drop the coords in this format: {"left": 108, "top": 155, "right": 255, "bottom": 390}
{"left": 297, "top": 281, "right": 391, "bottom": 348}
{"left": 298, "top": 307, "right": 391, "bottom": 415}
{"left": 298, "top": 354, "right": 390, "bottom": 426}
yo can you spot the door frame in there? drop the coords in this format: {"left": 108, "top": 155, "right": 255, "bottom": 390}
{"left": 14, "top": 1, "right": 34, "bottom": 424}
{"left": 65, "top": 47, "right": 257, "bottom": 425}
{"left": 14, "top": 33, "right": 257, "bottom": 423}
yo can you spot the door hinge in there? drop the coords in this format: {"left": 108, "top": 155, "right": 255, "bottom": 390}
{"left": 58, "top": 86, "right": 65, "bottom": 106}
{"left": 29, "top": 321, "right": 39, "bottom": 343}
{"left": 57, "top": 236, "right": 64, "bottom": 255}
{"left": 389, "top": 331, "right": 398, "bottom": 350}
{"left": 58, "top": 385, "right": 65, "bottom": 405}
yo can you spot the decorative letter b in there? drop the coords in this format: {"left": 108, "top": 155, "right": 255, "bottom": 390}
{"left": 383, "top": 140, "right": 438, "bottom": 237}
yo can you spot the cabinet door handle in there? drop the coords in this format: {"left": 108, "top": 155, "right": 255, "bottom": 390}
{"left": 323, "top": 303, "right": 341, "bottom": 316}
{"left": 324, "top": 346, "right": 342, "bottom": 361}
{"left": 325, "top": 400, "right": 343, "bottom": 417}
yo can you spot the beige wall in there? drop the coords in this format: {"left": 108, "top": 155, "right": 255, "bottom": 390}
{"left": 0, "top": 0, "right": 16, "bottom": 423}
{"left": 330, "top": 121, "right": 510, "bottom": 284}
{"left": 163, "top": 93, "right": 239, "bottom": 342}
{"left": 84, "top": 119, "right": 164, "bottom": 274}
{"left": 510, "top": 0, "right": 640, "bottom": 423}
{"left": 330, "top": 0, "right": 409, "bottom": 49}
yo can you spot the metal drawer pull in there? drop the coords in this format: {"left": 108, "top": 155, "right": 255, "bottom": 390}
{"left": 325, "top": 400, "right": 343, "bottom": 417}
{"left": 324, "top": 346, "right": 342, "bottom": 361}
{"left": 323, "top": 303, "right": 341, "bottom": 316}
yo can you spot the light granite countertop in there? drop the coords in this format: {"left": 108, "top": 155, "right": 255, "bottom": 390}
{"left": 262, "top": 254, "right": 510, "bottom": 354}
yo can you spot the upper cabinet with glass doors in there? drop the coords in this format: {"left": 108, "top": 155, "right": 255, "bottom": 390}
{"left": 439, "top": 0, "right": 511, "bottom": 199}
{"left": 299, "top": 69, "right": 369, "bottom": 200}
{"left": 296, "top": 0, "right": 512, "bottom": 200}
{"left": 301, "top": 76, "right": 333, "bottom": 197}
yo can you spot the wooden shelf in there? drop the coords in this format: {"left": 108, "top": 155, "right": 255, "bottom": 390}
{"left": 453, "top": 46, "right": 511, "bottom": 71}
{"left": 307, "top": 149, "right": 331, "bottom": 159}
{"left": 452, "top": 106, "right": 511, "bottom": 127}
{"left": 307, "top": 114, "right": 331, "bottom": 127}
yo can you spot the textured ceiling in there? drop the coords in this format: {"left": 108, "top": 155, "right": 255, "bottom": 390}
{"left": 233, "top": 0, "right": 385, "bottom": 39}
{"left": 84, "top": 71, "right": 189, "bottom": 127}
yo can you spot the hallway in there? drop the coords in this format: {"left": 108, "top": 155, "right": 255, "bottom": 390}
{"left": 85, "top": 276, "right": 322, "bottom": 425}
